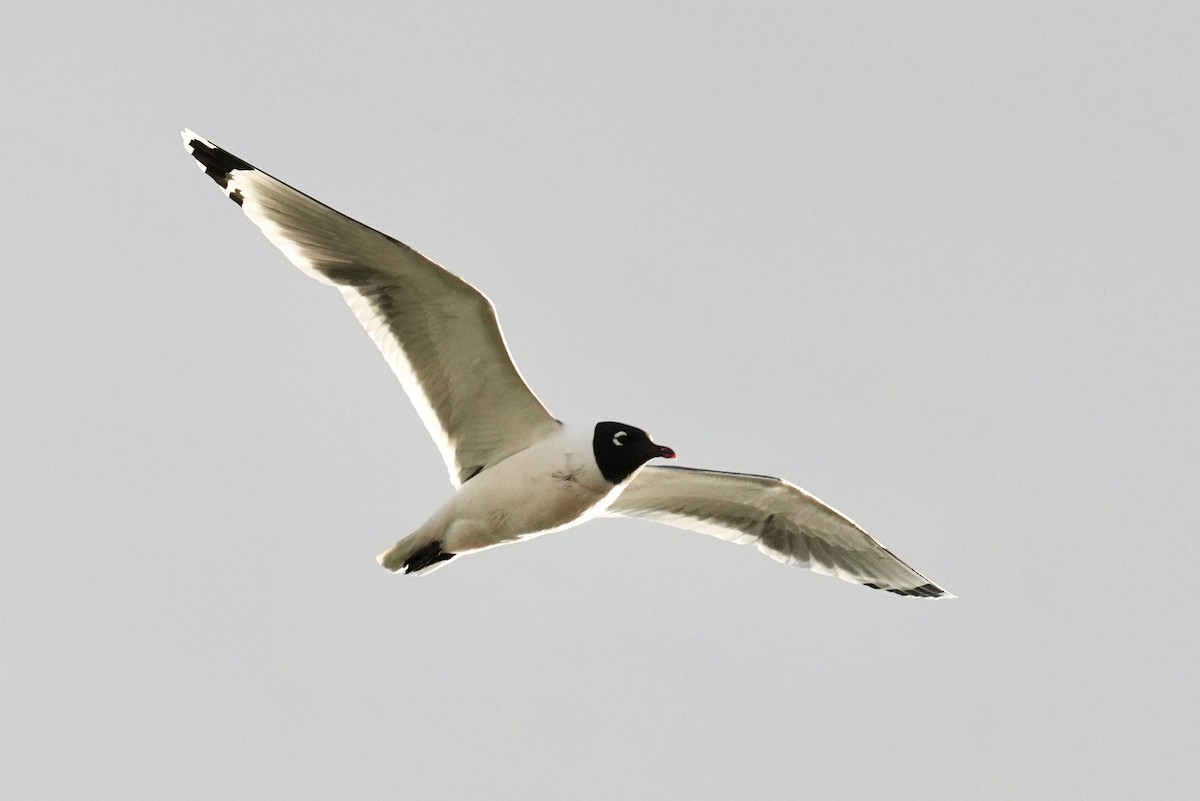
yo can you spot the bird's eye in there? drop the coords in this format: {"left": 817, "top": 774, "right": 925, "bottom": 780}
{"left": 612, "top": 431, "right": 627, "bottom": 446}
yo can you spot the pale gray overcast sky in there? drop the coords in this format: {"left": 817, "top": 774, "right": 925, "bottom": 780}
{"left": 4, "top": 2, "right": 1198, "bottom": 799}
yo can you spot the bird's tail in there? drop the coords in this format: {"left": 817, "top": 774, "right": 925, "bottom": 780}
{"left": 377, "top": 531, "right": 456, "bottom": 575}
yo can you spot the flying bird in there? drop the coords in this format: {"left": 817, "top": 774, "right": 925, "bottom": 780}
{"left": 181, "top": 130, "right": 952, "bottom": 598}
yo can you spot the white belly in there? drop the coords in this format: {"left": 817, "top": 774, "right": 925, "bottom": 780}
{"left": 435, "top": 426, "right": 621, "bottom": 554}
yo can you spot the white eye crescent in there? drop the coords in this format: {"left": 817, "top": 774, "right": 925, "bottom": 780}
{"left": 612, "top": 431, "right": 628, "bottom": 446}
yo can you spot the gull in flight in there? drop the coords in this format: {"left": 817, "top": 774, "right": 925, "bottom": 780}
{"left": 182, "top": 130, "right": 951, "bottom": 598}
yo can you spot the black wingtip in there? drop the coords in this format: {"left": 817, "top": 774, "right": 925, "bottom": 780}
{"left": 181, "top": 130, "right": 254, "bottom": 200}
{"left": 864, "top": 581, "right": 952, "bottom": 598}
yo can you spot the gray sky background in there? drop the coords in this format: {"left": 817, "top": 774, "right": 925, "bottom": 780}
{"left": 4, "top": 2, "right": 1198, "bottom": 798}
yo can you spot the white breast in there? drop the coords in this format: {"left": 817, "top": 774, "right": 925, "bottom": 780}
{"left": 436, "top": 426, "right": 621, "bottom": 554}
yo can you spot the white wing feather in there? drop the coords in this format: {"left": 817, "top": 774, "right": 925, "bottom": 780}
{"left": 182, "top": 131, "right": 559, "bottom": 486}
{"left": 608, "top": 466, "right": 952, "bottom": 597}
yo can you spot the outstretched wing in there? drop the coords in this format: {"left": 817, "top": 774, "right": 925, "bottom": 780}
{"left": 182, "top": 130, "right": 560, "bottom": 486}
{"left": 608, "top": 465, "right": 952, "bottom": 597}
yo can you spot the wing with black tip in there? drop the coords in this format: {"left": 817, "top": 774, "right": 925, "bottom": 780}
{"left": 182, "top": 130, "right": 559, "bottom": 486}
{"left": 608, "top": 465, "right": 952, "bottom": 597}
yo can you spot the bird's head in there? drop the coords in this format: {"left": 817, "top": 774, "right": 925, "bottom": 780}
{"left": 592, "top": 421, "right": 675, "bottom": 484}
